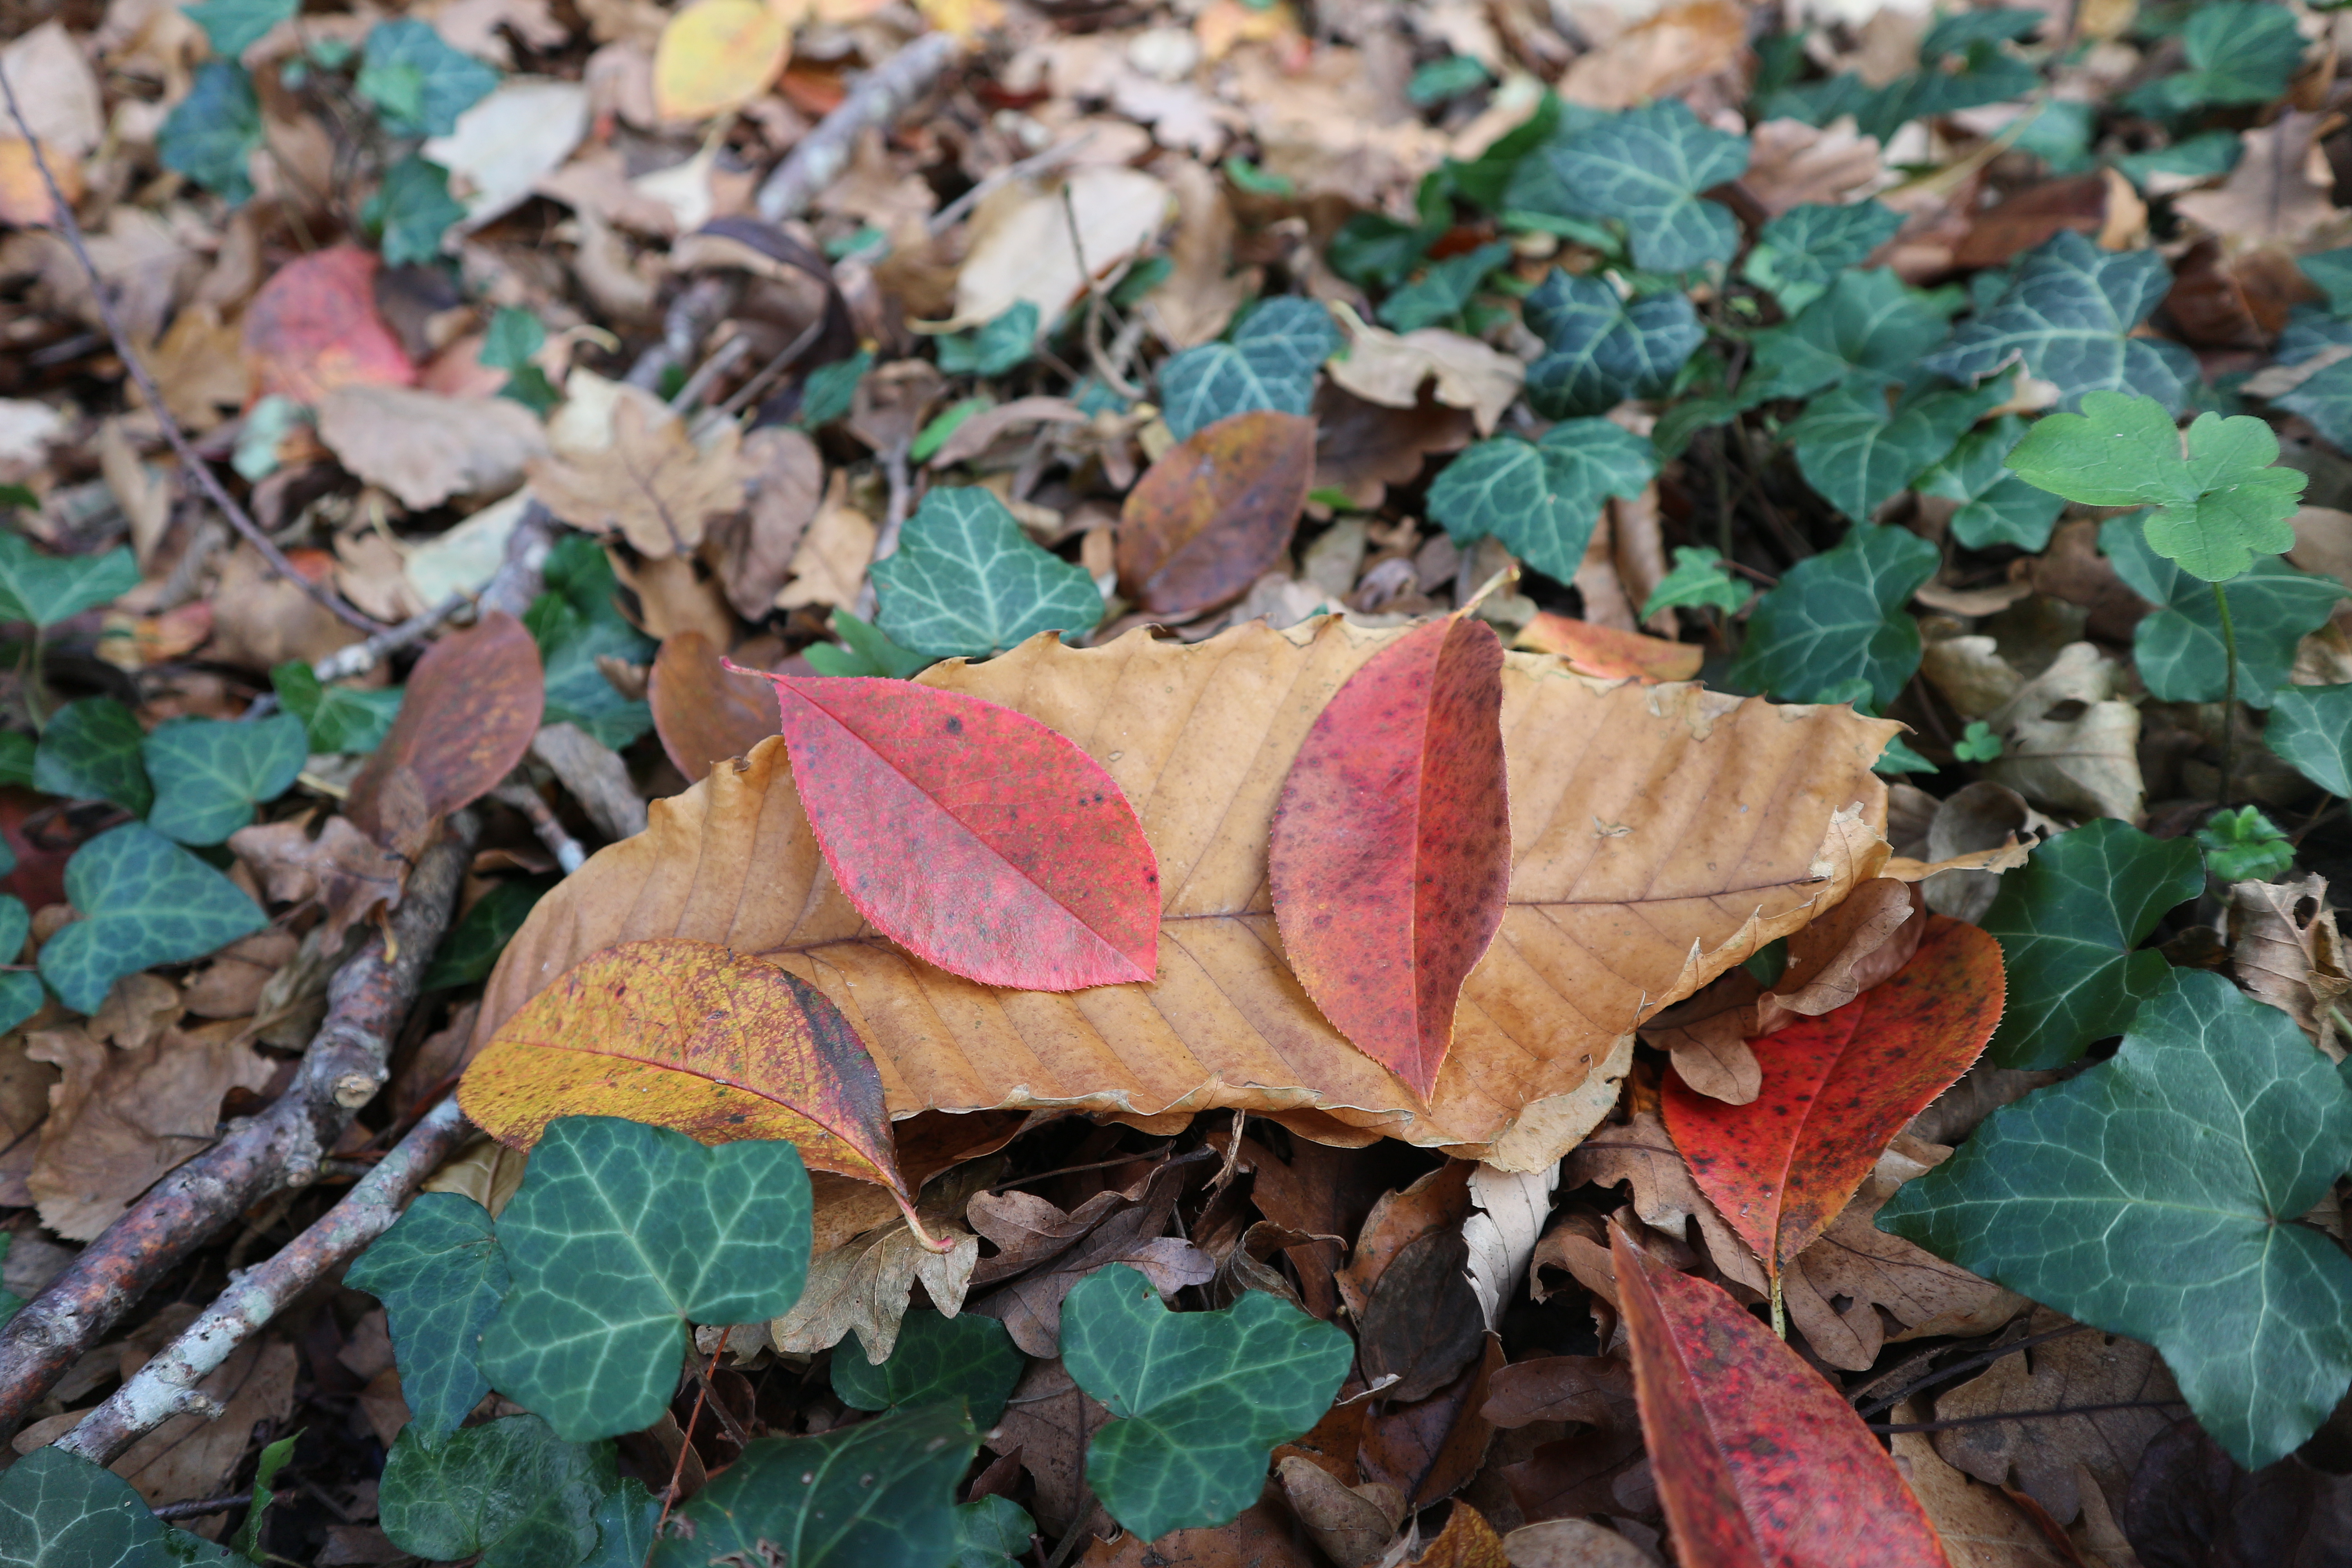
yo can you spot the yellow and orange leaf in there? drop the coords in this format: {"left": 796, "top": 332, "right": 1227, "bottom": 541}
{"left": 653, "top": 0, "right": 791, "bottom": 123}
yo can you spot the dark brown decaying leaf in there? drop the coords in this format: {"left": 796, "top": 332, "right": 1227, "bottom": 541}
{"left": 346, "top": 610, "right": 544, "bottom": 855}
{"left": 965, "top": 1156, "right": 1215, "bottom": 1356}
{"left": 1357, "top": 1224, "right": 1487, "bottom": 1403}
{"left": 649, "top": 629, "right": 783, "bottom": 784}
{"left": 1117, "top": 409, "right": 1316, "bottom": 618}
{"left": 1360, "top": 1333, "right": 1505, "bottom": 1509}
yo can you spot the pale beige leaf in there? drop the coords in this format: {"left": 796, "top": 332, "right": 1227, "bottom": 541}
{"left": 950, "top": 166, "right": 1171, "bottom": 331}
{"left": 528, "top": 398, "right": 752, "bottom": 558}
{"left": 1983, "top": 642, "right": 2144, "bottom": 822}
{"left": 0, "top": 24, "right": 104, "bottom": 157}
{"left": 421, "top": 78, "right": 592, "bottom": 230}
{"left": 774, "top": 470, "right": 876, "bottom": 610}
{"left": 767, "top": 1215, "right": 980, "bottom": 1360}
{"left": 318, "top": 385, "right": 549, "bottom": 512}
{"left": 1558, "top": 0, "right": 1746, "bottom": 112}
{"left": 1742, "top": 116, "right": 1888, "bottom": 215}
{"left": 2226, "top": 874, "right": 2349, "bottom": 1060}
{"left": 1325, "top": 306, "right": 1525, "bottom": 437}
{"left": 1139, "top": 158, "right": 1256, "bottom": 351}
{"left": 1890, "top": 1404, "right": 2079, "bottom": 1568}
{"left": 2176, "top": 113, "right": 2352, "bottom": 250}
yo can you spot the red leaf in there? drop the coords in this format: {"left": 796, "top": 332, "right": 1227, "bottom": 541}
{"left": 240, "top": 244, "right": 416, "bottom": 406}
{"left": 733, "top": 669, "right": 1160, "bottom": 990}
{"left": 650, "top": 630, "right": 782, "bottom": 784}
{"left": 1116, "top": 410, "right": 1315, "bottom": 619}
{"left": 1269, "top": 614, "right": 1509, "bottom": 1099}
{"left": 348, "top": 611, "right": 545, "bottom": 855}
{"left": 1663, "top": 916, "right": 2006, "bottom": 1277}
{"left": 1612, "top": 1226, "right": 1951, "bottom": 1568}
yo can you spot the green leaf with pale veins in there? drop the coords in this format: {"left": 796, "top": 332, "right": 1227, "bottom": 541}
{"left": 832, "top": 1310, "right": 1024, "bottom": 1426}
{"left": 2271, "top": 354, "right": 2352, "bottom": 457}
{"left": 1157, "top": 299, "right": 1340, "bottom": 440}
{"left": 31, "top": 698, "right": 152, "bottom": 817}
{"left": 1727, "top": 524, "right": 1939, "bottom": 710}
{"left": 272, "top": 661, "right": 402, "bottom": 754}
{"left": 1065, "top": 1264, "right": 1354, "bottom": 1541}
{"left": 1377, "top": 240, "right": 1513, "bottom": 332}
{"left": 1535, "top": 100, "right": 1749, "bottom": 274}
{"left": 871, "top": 487, "right": 1103, "bottom": 659}
{"left": 1977, "top": 817, "right": 2204, "bottom": 1071}
{"left": 0, "top": 898, "right": 39, "bottom": 1036}
{"left": 938, "top": 302, "right": 1039, "bottom": 378}
{"left": 2111, "top": 131, "right": 2241, "bottom": 192}
{"left": 158, "top": 60, "right": 262, "bottom": 205}
{"left": 1521, "top": 269, "right": 1704, "bottom": 418}
{"left": 1787, "top": 377, "right": 1993, "bottom": 522}
{"left": 578, "top": 1482, "right": 660, "bottom": 1568}
{"left": 39, "top": 824, "right": 266, "bottom": 1014}
{"left": 1881, "top": 969, "right": 2352, "bottom": 1471}
{"left": 1748, "top": 268, "right": 1951, "bottom": 400}
{"left": 1641, "top": 546, "right": 1748, "bottom": 617}
{"left": 524, "top": 534, "right": 654, "bottom": 749}
{"left": 1917, "top": 415, "right": 2065, "bottom": 551}
{"left": 183, "top": 0, "right": 297, "bottom": 56}
{"left": 953, "top": 1496, "right": 1037, "bottom": 1568}
{"left": 2267, "top": 684, "right": 2352, "bottom": 797}
{"left": 141, "top": 713, "right": 307, "bottom": 846}
{"left": 2099, "top": 514, "right": 2344, "bottom": 708}
{"left": 653, "top": 1406, "right": 975, "bottom": 1568}
{"left": 479, "top": 1117, "right": 812, "bottom": 1441}
{"left": 365, "top": 155, "right": 466, "bottom": 268}
{"left": 0, "top": 535, "right": 137, "bottom": 629}
{"left": 379, "top": 1415, "right": 612, "bottom": 1568}
{"left": 0, "top": 1447, "right": 236, "bottom": 1568}
{"left": 1740, "top": 200, "right": 1905, "bottom": 314}
{"left": 1922, "top": 232, "right": 2194, "bottom": 413}
{"left": 2006, "top": 391, "right": 2306, "bottom": 581}
{"left": 2122, "top": 1, "right": 2306, "bottom": 117}
{"left": 356, "top": 19, "right": 498, "bottom": 137}
{"left": 348, "top": 1191, "right": 510, "bottom": 1444}
{"left": 1425, "top": 420, "right": 1656, "bottom": 583}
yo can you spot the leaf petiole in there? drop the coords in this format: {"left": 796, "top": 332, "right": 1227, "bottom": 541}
{"left": 2213, "top": 578, "right": 2239, "bottom": 808}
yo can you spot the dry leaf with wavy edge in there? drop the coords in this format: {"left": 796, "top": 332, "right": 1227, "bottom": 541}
{"left": 470, "top": 617, "right": 1895, "bottom": 1165}
{"left": 527, "top": 398, "right": 753, "bottom": 559}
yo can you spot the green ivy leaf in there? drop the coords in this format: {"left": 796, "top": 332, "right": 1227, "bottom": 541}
{"left": 1922, "top": 232, "right": 2193, "bottom": 412}
{"left": 2266, "top": 684, "right": 2352, "bottom": 796}
{"left": 1748, "top": 268, "right": 1952, "bottom": 401}
{"left": 31, "top": 698, "right": 153, "bottom": 816}
{"left": 800, "top": 609, "right": 932, "bottom": 679}
{"left": 1521, "top": 270, "right": 1704, "bottom": 418}
{"left": 524, "top": 534, "right": 654, "bottom": 748}
{"left": 356, "top": 19, "right": 499, "bottom": 138}
{"left": 797, "top": 349, "right": 872, "bottom": 428}
{"left": 1881, "top": 969, "right": 2352, "bottom": 1471}
{"left": 1740, "top": 201, "right": 1905, "bottom": 314}
{"left": 0, "top": 732, "right": 29, "bottom": 790}
{"left": 159, "top": 60, "right": 263, "bottom": 204}
{"left": 2006, "top": 392, "right": 2306, "bottom": 581}
{"left": 418, "top": 876, "right": 553, "bottom": 990}
{"left": 1377, "top": 240, "right": 1513, "bottom": 333}
{"left": 348, "top": 1191, "right": 510, "bottom": 1444}
{"left": 1407, "top": 54, "right": 1491, "bottom": 105}
{"left": 2196, "top": 805, "right": 2296, "bottom": 884}
{"left": 1873, "top": 731, "right": 1936, "bottom": 775}
{"left": 654, "top": 1406, "right": 975, "bottom": 1568}
{"left": 0, "top": 534, "right": 137, "bottom": 630}
{"left": 480, "top": 1117, "right": 812, "bottom": 1441}
{"left": 1425, "top": 420, "right": 1656, "bottom": 583}
{"left": 0, "top": 897, "right": 40, "bottom": 1036}
{"left": 1787, "top": 377, "right": 1993, "bottom": 522}
{"left": 953, "top": 1496, "right": 1037, "bottom": 1568}
{"left": 1534, "top": 100, "right": 1749, "bottom": 274}
{"left": 39, "top": 823, "right": 267, "bottom": 1014}
{"left": 2099, "top": 514, "right": 2345, "bottom": 708}
{"left": 364, "top": 155, "right": 466, "bottom": 268}
{"left": 1976, "top": 817, "right": 2204, "bottom": 1071}
{"left": 937, "top": 302, "right": 1039, "bottom": 377}
{"left": 2270, "top": 353, "right": 2352, "bottom": 457}
{"left": 2111, "top": 131, "right": 2242, "bottom": 193}
{"left": 379, "top": 1415, "right": 613, "bottom": 1568}
{"left": 0, "top": 1447, "right": 236, "bottom": 1566}
{"left": 1916, "top": 415, "right": 2064, "bottom": 551}
{"left": 1065, "top": 1264, "right": 1354, "bottom": 1541}
{"left": 579, "top": 1481, "right": 661, "bottom": 1568}
{"left": 184, "top": 0, "right": 297, "bottom": 57}
{"left": 1157, "top": 299, "right": 1340, "bottom": 440}
{"left": 1726, "top": 524, "right": 1939, "bottom": 710}
{"left": 140, "top": 713, "right": 307, "bottom": 846}
{"left": 871, "top": 487, "right": 1103, "bottom": 659}
{"left": 2121, "top": 1, "right": 2306, "bottom": 117}
{"left": 831, "top": 1310, "right": 1024, "bottom": 1426}
{"left": 481, "top": 306, "right": 544, "bottom": 370}
{"left": 1640, "top": 545, "right": 1748, "bottom": 617}
{"left": 271, "top": 661, "right": 402, "bottom": 754}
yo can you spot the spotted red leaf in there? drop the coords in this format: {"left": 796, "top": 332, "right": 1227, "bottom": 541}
{"left": 1268, "top": 613, "right": 1510, "bottom": 1099}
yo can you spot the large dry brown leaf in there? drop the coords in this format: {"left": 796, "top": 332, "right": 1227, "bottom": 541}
{"left": 315, "top": 385, "right": 549, "bottom": 511}
{"left": 528, "top": 398, "right": 754, "bottom": 559}
{"left": 0, "top": 1032, "right": 58, "bottom": 1207}
{"left": 2226, "top": 874, "right": 2349, "bottom": 1060}
{"left": 471, "top": 618, "right": 1894, "bottom": 1163}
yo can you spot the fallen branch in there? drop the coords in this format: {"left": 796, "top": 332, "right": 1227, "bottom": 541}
{"left": 56, "top": 1096, "right": 475, "bottom": 1465}
{"left": 0, "top": 812, "right": 480, "bottom": 1431}
{"left": 310, "top": 593, "right": 470, "bottom": 685}
{"left": 756, "top": 33, "right": 963, "bottom": 223}
{"left": 494, "top": 777, "right": 588, "bottom": 873}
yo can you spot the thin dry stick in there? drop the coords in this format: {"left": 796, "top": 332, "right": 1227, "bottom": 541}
{"left": 849, "top": 439, "right": 915, "bottom": 620}
{"left": 0, "top": 70, "right": 386, "bottom": 637}
{"left": 311, "top": 592, "right": 471, "bottom": 684}
{"left": 926, "top": 131, "right": 1097, "bottom": 238}
{"left": 56, "top": 1097, "right": 475, "bottom": 1465}
{"left": 1852, "top": 1321, "right": 2092, "bottom": 1421}
{"left": 652, "top": 1325, "right": 733, "bottom": 1556}
{"left": 1868, "top": 1398, "right": 2187, "bottom": 1436}
{"left": 494, "top": 776, "right": 588, "bottom": 874}
{"left": 757, "top": 33, "right": 963, "bottom": 223}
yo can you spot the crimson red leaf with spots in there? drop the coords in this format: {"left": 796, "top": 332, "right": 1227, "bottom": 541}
{"left": 1268, "top": 612, "right": 1509, "bottom": 1100}
{"left": 1663, "top": 916, "right": 2006, "bottom": 1279}
{"left": 730, "top": 667, "right": 1160, "bottom": 990}
{"left": 1612, "top": 1226, "right": 1952, "bottom": 1568}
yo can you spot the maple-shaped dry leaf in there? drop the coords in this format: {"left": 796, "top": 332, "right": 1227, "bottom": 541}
{"left": 528, "top": 398, "right": 754, "bottom": 559}
{"left": 470, "top": 618, "right": 1896, "bottom": 1164}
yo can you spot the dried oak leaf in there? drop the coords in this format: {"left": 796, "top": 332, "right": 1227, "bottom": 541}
{"left": 965, "top": 1157, "right": 1214, "bottom": 1357}
{"left": 528, "top": 398, "right": 754, "bottom": 559}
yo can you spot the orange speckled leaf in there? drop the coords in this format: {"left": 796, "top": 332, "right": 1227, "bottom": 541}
{"left": 1513, "top": 613, "right": 1701, "bottom": 683}
{"left": 459, "top": 937, "right": 914, "bottom": 1205}
{"left": 732, "top": 667, "right": 1161, "bottom": 991}
{"left": 1663, "top": 916, "right": 2006, "bottom": 1275}
{"left": 1269, "top": 614, "right": 1509, "bottom": 1100}
{"left": 241, "top": 245, "right": 416, "bottom": 406}
{"left": 1612, "top": 1227, "right": 1951, "bottom": 1568}
{"left": 1117, "top": 409, "right": 1315, "bottom": 619}
{"left": 650, "top": 630, "right": 781, "bottom": 784}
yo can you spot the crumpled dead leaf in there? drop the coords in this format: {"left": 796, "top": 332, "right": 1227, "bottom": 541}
{"left": 2176, "top": 113, "right": 2352, "bottom": 251}
{"left": 2227, "top": 874, "right": 2350, "bottom": 1060}
{"left": 317, "top": 385, "right": 549, "bottom": 512}
{"left": 774, "top": 470, "right": 875, "bottom": 610}
{"left": 948, "top": 166, "right": 1171, "bottom": 332}
{"left": 1983, "top": 642, "right": 2144, "bottom": 822}
{"left": 529, "top": 398, "right": 753, "bottom": 558}
{"left": 1140, "top": 157, "right": 1257, "bottom": 351}
{"left": 1558, "top": 0, "right": 1746, "bottom": 113}
{"left": 231, "top": 811, "right": 410, "bottom": 952}
{"left": 1741, "top": 116, "right": 1889, "bottom": 214}
{"left": 967, "top": 1157, "right": 1215, "bottom": 1356}
{"left": 1325, "top": 305, "right": 1525, "bottom": 437}
{"left": 766, "top": 1167, "right": 987, "bottom": 1361}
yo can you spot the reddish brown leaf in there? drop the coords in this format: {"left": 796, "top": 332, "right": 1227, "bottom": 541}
{"left": 240, "top": 244, "right": 417, "bottom": 406}
{"left": 650, "top": 630, "right": 781, "bottom": 784}
{"left": 1270, "top": 614, "right": 1509, "bottom": 1099}
{"left": 1117, "top": 409, "right": 1315, "bottom": 618}
{"left": 1359, "top": 1333, "right": 1504, "bottom": 1509}
{"left": 730, "top": 669, "right": 1160, "bottom": 990}
{"left": 1663, "top": 916, "right": 2006, "bottom": 1279}
{"left": 348, "top": 611, "right": 544, "bottom": 853}
{"left": 1611, "top": 1228, "right": 1951, "bottom": 1568}
{"left": 1514, "top": 613, "right": 1702, "bottom": 683}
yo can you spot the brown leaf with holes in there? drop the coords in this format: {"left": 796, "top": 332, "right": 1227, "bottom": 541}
{"left": 529, "top": 398, "right": 755, "bottom": 559}
{"left": 2226, "top": 873, "right": 2350, "bottom": 1060}
{"left": 1118, "top": 410, "right": 1315, "bottom": 619}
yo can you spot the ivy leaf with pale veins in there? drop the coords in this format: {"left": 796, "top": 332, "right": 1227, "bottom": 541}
{"left": 871, "top": 487, "right": 1103, "bottom": 659}
{"left": 1425, "top": 419, "right": 1656, "bottom": 582}
{"left": 0, "top": 1447, "right": 236, "bottom": 1566}
{"left": 937, "top": 302, "right": 1039, "bottom": 378}
{"left": 2100, "top": 514, "right": 2345, "bottom": 708}
{"left": 347, "top": 1192, "right": 510, "bottom": 1445}
{"left": 478, "top": 1117, "right": 812, "bottom": 1441}
{"left": 1522, "top": 269, "right": 1705, "bottom": 418}
{"left": 0, "top": 535, "right": 136, "bottom": 629}
{"left": 141, "top": 713, "right": 308, "bottom": 846}
{"left": 30, "top": 697, "right": 151, "bottom": 816}
{"left": 1536, "top": 100, "right": 1749, "bottom": 274}
{"left": 1064, "top": 1263, "right": 1355, "bottom": 1541}
{"left": 2121, "top": 1, "right": 2306, "bottom": 117}
{"left": 1917, "top": 415, "right": 2065, "bottom": 550}
{"left": 379, "top": 1415, "right": 613, "bottom": 1568}
{"left": 1977, "top": 817, "right": 2204, "bottom": 1071}
{"left": 524, "top": 534, "right": 654, "bottom": 749}
{"left": 1748, "top": 269, "right": 1952, "bottom": 401}
{"left": 1378, "top": 241, "right": 1514, "bottom": 333}
{"left": 1922, "top": 232, "right": 2194, "bottom": 412}
{"left": 159, "top": 60, "right": 263, "bottom": 204}
{"left": 654, "top": 1406, "right": 976, "bottom": 1568}
{"left": 579, "top": 1482, "right": 661, "bottom": 1568}
{"left": 356, "top": 19, "right": 500, "bottom": 137}
{"left": 272, "top": 661, "right": 403, "bottom": 754}
{"left": 1158, "top": 298, "right": 1340, "bottom": 440}
{"left": 183, "top": 0, "right": 296, "bottom": 56}
{"left": 0, "top": 898, "right": 39, "bottom": 1036}
{"left": 1741, "top": 201, "right": 1905, "bottom": 314}
{"left": 953, "top": 1495, "right": 1038, "bottom": 1568}
{"left": 1881, "top": 970, "right": 2352, "bottom": 1471}
{"left": 2267, "top": 685, "right": 2352, "bottom": 797}
{"left": 1788, "top": 377, "right": 1994, "bottom": 523}
{"left": 1727, "top": 524, "right": 1940, "bottom": 710}
{"left": 2273, "top": 355, "right": 2352, "bottom": 456}
{"left": 832, "top": 1310, "right": 1025, "bottom": 1426}
{"left": 365, "top": 155, "right": 466, "bottom": 268}
{"left": 39, "top": 823, "right": 266, "bottom": 1014}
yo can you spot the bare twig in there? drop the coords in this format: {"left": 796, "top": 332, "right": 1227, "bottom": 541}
{"left": 477, "top": 498, "right": 559, "bottom": 621}
{"left": 310, "top": 593, "right": 471, "bottom": 684}
{"left": 56, "top": 1098, "right": 476, "bottom": 1465}
{"left": 0, "top": 71, "right": 386, "bottom": 637}
{"left": 153, "top": 1493, "right": 258, "bottom": 1521}
{"left": 1868, "top": 1398, "right": 2187, "bottom": 1436}
{"left": 627, "top": 274, "right": 740, "bottom": 395}
{"left": 495, "top": 777, "right": 588, "bottom": 874}
{"left": 850, "top": 439, "right": 915, "bottom": 620}
{"left": 926, "top": 132, "right": 1097, "bottom": 237}
{"left": 756, "top": 33, "right": 963, "bottom": 223}
{"left": 715, "top": 315, "right": 828, "bottom": 419}
{"left": 0, "top": 813, "right": 480, "bottom": 1431}
{"left": 669, "top": 331, "right": 754, "bottom": 413}
{"left": 1853, "top": 1322, "right": 2092, "bottom": 1421}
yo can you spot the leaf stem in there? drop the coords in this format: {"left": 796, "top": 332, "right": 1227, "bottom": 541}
{"left": 1769, "top": 1273, "right": 1785, "bottom": 1339}
{"left": 21, "top": 627, "right": 45, "bottom": 732}
{"left": 652, "top": 1324, "right": 731, "bottom": 1556}
{"left": 2213, "top": 578, "right": 2239, "bottom": 808}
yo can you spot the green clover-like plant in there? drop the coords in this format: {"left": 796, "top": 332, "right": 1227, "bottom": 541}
{"left": 871, "top": 487, "right": 1103, "bottom": 659}
{"left": 832, "top": 1310, "right": 1025, "bottom": 1426}
{"left": 1063, "top": 1264, "right": 1354, "bottom": 1541}
{"left": 378, "top": 1414, "right": 613, "bottom": 1568}
{"left": 1157, "top": 299, "right": 1340, "bottom": 440}
{"left": 141, "top": 712, "right": 308, "bottom": 846}
{"left": 1951, "top": 720, "right": 2004, "bottom": 764}
{"left": 1425, "top": 419, "right": 1656, "bottom": 583}
{"left": 30, "top": 697, "right": 151, "bottom": 817}
{"left": 1727, "top": 524, "right": 1940, "bottom": 711}
{"left": 272, "top": 660, "right": 403, "bottom": 754}
{"left": 39, "top": 823, "right": 267, "bottom": 1014}
{"left": 348, "top": 1191, "right": 510, "bottom": 1444}
{"left": 2196, "top": 805, "right": 2296, "bottom": 885}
